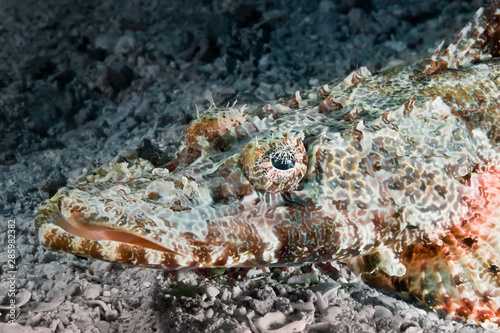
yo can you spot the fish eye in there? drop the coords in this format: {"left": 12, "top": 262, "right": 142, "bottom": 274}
{"left": 239, "top": 132, "right": 307, "bottom": 193}
{"left": 269, "top": 148, "right": 296, "bottom": 171}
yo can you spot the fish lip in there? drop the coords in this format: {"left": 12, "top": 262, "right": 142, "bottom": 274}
{"left": 34, "top": 200, "right": 186, "bottom": 261}
{"left": 61, "top": 211, "right": 183, "bottom": 254}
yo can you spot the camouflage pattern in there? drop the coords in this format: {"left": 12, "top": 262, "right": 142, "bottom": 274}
{"left": 35, "top": 2, "right": 500, "bottom": 326}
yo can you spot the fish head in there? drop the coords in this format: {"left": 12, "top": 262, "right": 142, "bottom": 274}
{"left": 33, "top": 102, "right": 344, "bottom": 269}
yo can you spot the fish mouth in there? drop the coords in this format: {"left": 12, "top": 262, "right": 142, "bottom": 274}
{"left": 34, "top": 197, "right": 192, "bottom": 269}
{"left": 51, "top": 210, "right": 179, "bottom": 255}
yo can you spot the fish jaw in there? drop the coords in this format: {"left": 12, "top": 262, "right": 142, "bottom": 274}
{"left": 34, "top": 180, "right": 198, "bottom": 269}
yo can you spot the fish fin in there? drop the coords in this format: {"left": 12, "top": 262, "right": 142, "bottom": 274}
{"left": 426, "top": 1, "right": 500, "bottom": 76}
{"left": 343, "top": 246, "right": 406, "bottom": 277}
{"left": 362, "top": 170, "right": 500, "bottom": 325}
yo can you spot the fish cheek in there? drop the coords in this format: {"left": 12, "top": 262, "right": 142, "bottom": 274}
{"left": 204, "top": 157, "right": 254, "bottom": 204}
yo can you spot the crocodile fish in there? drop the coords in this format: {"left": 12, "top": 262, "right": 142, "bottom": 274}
{"left": 35, "top": 1, "right": 500, "bottom": 325}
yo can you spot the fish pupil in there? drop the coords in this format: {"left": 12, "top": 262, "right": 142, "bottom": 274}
{"left": 270, "top": 148, "right": 296, "bottom": 170}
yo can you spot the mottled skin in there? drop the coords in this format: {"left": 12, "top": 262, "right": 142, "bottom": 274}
{"left": 35, "top": 3, "right": 500, "bottom": 326}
